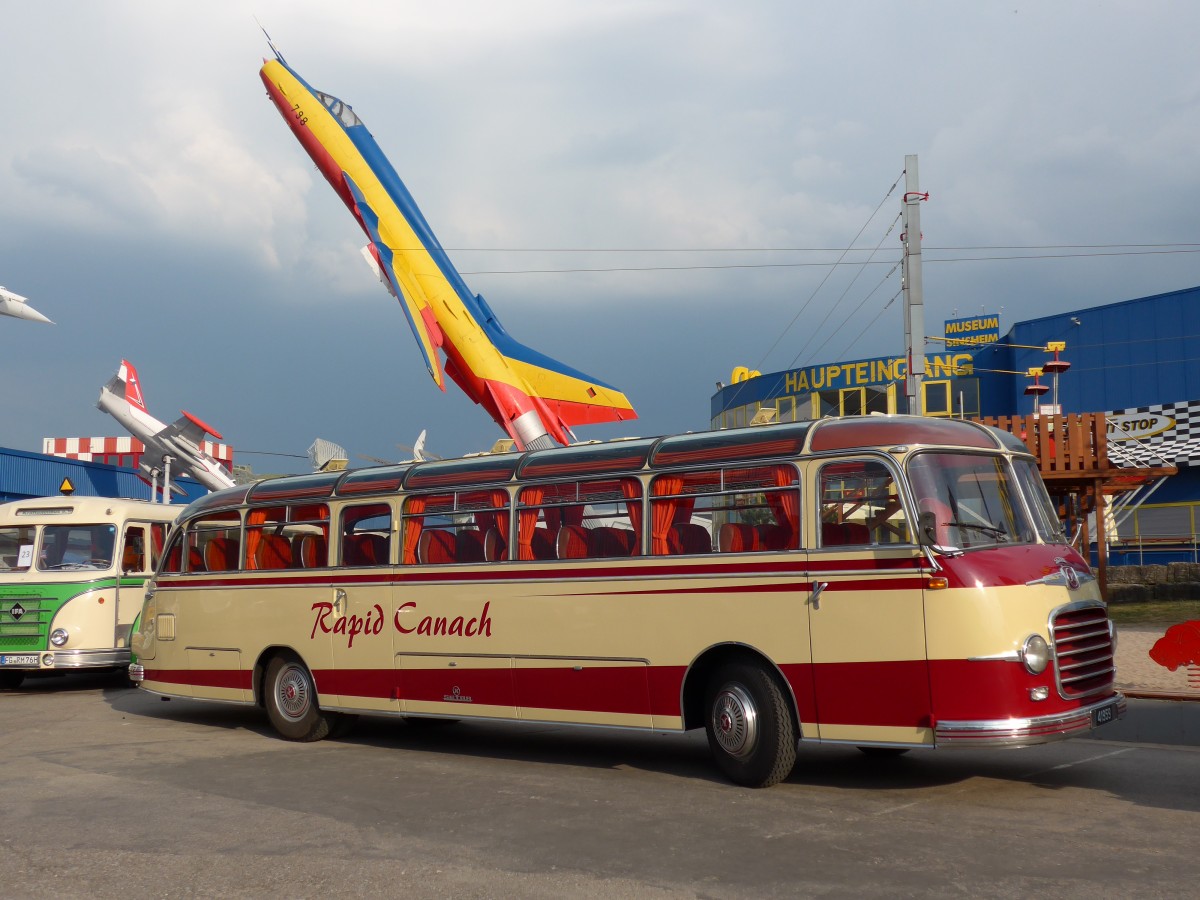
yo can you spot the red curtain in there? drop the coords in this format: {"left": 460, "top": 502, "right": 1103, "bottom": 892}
{"left": 402, "top": 496, "right": 426, "bottom": 565}
{"left": 766, "top": 466, "right": 800, "bottom": 547}
{"left": 244, "top": 509, "right": 267, "bottom": 570}
{"left": 517, "top": 487, "right": 544, "bottom": 560}
{"left": 650, "top": 475, "right": 683, "bottom": 555}
{"left": 620, "top": 479, "right": 643, "bottom": 555}
{"left": 472, "top": 490, "right": 512, "bottom": 553}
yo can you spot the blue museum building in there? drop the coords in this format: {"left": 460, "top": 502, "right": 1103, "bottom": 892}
{"left": 712, "top": 284, "right": 1200, "bottom": 551}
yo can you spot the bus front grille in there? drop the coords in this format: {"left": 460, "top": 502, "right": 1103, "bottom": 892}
{"left": 1052, "top": 606, "right": 1116, "bottom": 699}
{"left": 0, "top": 597, "right": 51, "bottom": 650}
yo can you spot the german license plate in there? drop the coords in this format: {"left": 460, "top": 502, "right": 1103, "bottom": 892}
{"left": 0, "top": 654, "right": 38, "bottom": 667}
{"left": 1092, "top": 702, "right": 1116, "bottom": 727}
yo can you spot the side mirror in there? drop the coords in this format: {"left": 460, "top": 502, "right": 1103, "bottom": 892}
{"left": 918, "top": 509, "right": 962, "bottom": 553}
{"left": 918, "top": 510, "right": 938, "bottom": 546}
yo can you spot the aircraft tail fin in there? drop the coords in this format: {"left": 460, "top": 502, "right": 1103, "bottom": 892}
{"left": 495, "top": 335, "right": 638, "bottom": 430}
{"left": 106, "top": 359, "right": 149, "bottom": 414}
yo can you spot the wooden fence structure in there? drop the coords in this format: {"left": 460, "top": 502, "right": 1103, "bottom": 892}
{"left": 973, "top": 413, "right": 1175, "bottom": 597}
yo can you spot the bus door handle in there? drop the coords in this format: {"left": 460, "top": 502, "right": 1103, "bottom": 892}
{"left": 809, "top": 582, "right": 829, "bottom": 610}
{"left": 333, "top": 589, "right": 347, "bottom": 616}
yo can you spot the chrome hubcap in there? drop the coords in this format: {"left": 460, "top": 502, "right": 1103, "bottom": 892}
{"left": 277, "top": 665, "right": 311, "bottom": 720}
{"left": 712, "top": 683, "right": 758, "bottom": 758}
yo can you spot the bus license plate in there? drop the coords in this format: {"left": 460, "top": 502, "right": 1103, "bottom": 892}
{"left": 0, "top": 654, "right": 39, "bottom": 667}
{"left": 1092, "top": 703, "right": 1116, "bottom": 727}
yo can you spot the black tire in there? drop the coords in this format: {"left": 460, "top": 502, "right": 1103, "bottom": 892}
{"left": 0, "top": 671, "right": 25, "bottom": 691}
{"left": 704, "top": 662, "right": 797, "bottom": 788}
{"left": 263, "top": 654, "right": 333, "bottom": 741}
{"left": 858, "top": 746, "right": 910, "bottom": 758}
{"left": 326, "top": 713, "right": 359, "bottom": 739}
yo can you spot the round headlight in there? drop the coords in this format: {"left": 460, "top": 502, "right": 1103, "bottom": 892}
{"left": 50, "top": 628, "right": 69, "bottom": 647}
{"left": 1022, "top": 634, "right": 1050, "bottom": 674}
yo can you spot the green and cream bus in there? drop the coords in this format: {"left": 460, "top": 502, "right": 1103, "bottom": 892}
{"left": 0, "top": 495, "right": 178, "bottom": 690}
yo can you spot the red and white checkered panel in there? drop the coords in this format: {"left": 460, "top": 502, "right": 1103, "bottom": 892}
{"left": 43, "top": 436, "right": 234, "bottom": 471}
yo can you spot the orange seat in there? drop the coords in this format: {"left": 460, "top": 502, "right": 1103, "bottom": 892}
{"left": 204, "top": 537, "right": 239, "bottom": 571}
{"left": 455, "top": 529, "right": 485, "bottom": 563}
{"left": 557, "top": 525, "right": 590, "bottom": 559}
{"left": 589, "top": 526, "right": 636, "bottom": 558}
{"left": 718, "top": 523, "right": 759, "bottom": 553}
{"left": 294, "top": 533, "right": 327, "bottom": 568}
{"left": 345, "top": 533, "right": 388, "bottom": 566}
{"left": 483, "top": 528, "right": 507, "bottom": 561}
{"left": 122, "top": 543, "right": 143, "bottom": 571}
{"left": 757, "top": 523, "right": 793, "bottom": 551}
{"left": 418, "top": 530, "right": 456, "bottom": 565}
{"left": 821, "top": 522, "right": 870, "bottom": 546}
{"left": 669, "top": 522, "right": 711, "bottom": 555}
{"left": 255, "top": 534, "right": 293, "bottom": 570}
{"left": 530, "top": 528, "right": 555, "bottom": 559}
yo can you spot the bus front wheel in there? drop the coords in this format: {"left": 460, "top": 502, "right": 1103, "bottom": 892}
{"left": 264, "top": 654, "right": 335, "bottom": 742}
{"left": 704, "top": 662, "right": 797, "bottom": 788}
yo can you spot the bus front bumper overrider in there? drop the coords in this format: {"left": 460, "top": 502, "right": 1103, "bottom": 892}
{"left": 935, "top": 694, "right": 1126, "bottom": 746}
{"left": 38, "top": 649, "right": 132, "bottom": 670}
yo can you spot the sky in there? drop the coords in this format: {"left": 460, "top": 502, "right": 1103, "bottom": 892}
{"left": 3, "top": 1, "right": 1200, "bottom": 474}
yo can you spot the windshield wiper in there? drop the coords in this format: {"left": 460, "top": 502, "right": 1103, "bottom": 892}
{"left": 945, "top": 520, "right": 1009, "bottom": 541}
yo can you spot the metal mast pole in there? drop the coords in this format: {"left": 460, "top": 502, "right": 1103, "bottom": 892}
{"left": 902, "top": 155, "right": 926, "bottom": 415}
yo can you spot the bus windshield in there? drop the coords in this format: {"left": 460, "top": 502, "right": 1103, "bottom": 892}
{"left": 907, "top": 452, "right": 1033, "bottom": 550}
{"left": 1011, "top": 457, "right": 1066, "bottom": 543}
{"left": 39, "top": 523, "right": 117, "bottom": 570}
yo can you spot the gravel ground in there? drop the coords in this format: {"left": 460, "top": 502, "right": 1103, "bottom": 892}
{"left": 1115, "top": 622, "right": 1200, "bottom": 696}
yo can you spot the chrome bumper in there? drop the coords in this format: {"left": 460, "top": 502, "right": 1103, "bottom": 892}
{"left": 936, "top": 694, "right": 1126, "bottom": 746}
{"left": 129, "top": 663, "right": 144, "bottom": 683}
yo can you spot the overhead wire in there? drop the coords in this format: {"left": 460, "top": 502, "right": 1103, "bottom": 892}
{"left": 743, "top": 171, "right": 905, "bottom": 380}
{"left": 786, "top": 212, "right": 902, "bottom": 369}
{"left": 457, "top": 244, "right": 1200, "bottom": 275}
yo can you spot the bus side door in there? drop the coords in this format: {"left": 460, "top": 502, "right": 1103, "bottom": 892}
{"left": 807, "top": 458, "right": 933, "bottom": 746}
{"left": 116, "top": 525, "right": 150, "bottom": 648}
{"left": 322, "top": 506, "right": 399, "bottom": 713}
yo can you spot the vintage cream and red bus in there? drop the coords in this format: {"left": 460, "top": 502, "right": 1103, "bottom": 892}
{"left": 131, "top": 416, "right": 1123, "bottom": 787}
{"left": 0, "top": 496, "right": 177, "bottom": 690}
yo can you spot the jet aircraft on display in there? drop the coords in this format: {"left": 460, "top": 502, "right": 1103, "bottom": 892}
{"left": 96, "top": 359, "right": 236, "bottom": 497}
{"left": 0, "top": 286, "right": 53, "bottom": 324}
{"left": 259, "top": 47, "right": 637, "bottom": 451}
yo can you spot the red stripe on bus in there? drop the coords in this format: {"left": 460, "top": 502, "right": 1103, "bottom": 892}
{"left": 927, "top": 658, "right": 1108, "bottom": 720}
{"left": 808, "top": 660, "right": 933, "bottom": 728}
{"left": 142, "top": 668, "right": 253, "bottom": 691}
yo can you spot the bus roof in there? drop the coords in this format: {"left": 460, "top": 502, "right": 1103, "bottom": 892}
{"left": 0, "top": 495, "right": 181, "bottom": 523}
{"left": 172, "top": 415, "right": 1013, "bottom": 516}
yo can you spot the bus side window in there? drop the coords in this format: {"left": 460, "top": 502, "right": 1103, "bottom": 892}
{"left": 404, "top": 490, "right": 508, "bottom": 565}
{"left": 122, "top": 527, "right": 147, "bottom": 572}
{"left": 150, "top": 523, "right": 168, "bottom": 568}
{"left": 162, "top": 533, "right": 185, "bottom": 574}
{"left": 653, "top": 465, "right": 798, "bottom": 555}
{"left": 188, "top": 511, "right": 242, "bottom": 572}
{"left": 818, "top": 459, "right": 907, "bottom": 547}
{"left": 519, "top": 478, "right": 640, "bottom": 561}
{"left": 342, "top": 503, "right": 392, "bottom": 567}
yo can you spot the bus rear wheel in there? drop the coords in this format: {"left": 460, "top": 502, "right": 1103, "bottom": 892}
{"left": 704, "top": 662, "right": 797, "bottom": 788}
{"left": 264, "top": 654, "right": 335, "bottom": 742}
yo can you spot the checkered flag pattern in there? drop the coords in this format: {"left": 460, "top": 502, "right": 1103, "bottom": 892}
{"left": 1106, "top": 399, "right": 1200, "bottom": 468}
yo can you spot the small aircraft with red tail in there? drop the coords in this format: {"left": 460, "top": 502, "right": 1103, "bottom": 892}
{"left": 96, "top": 360, "right": 235, "bottom": 496}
